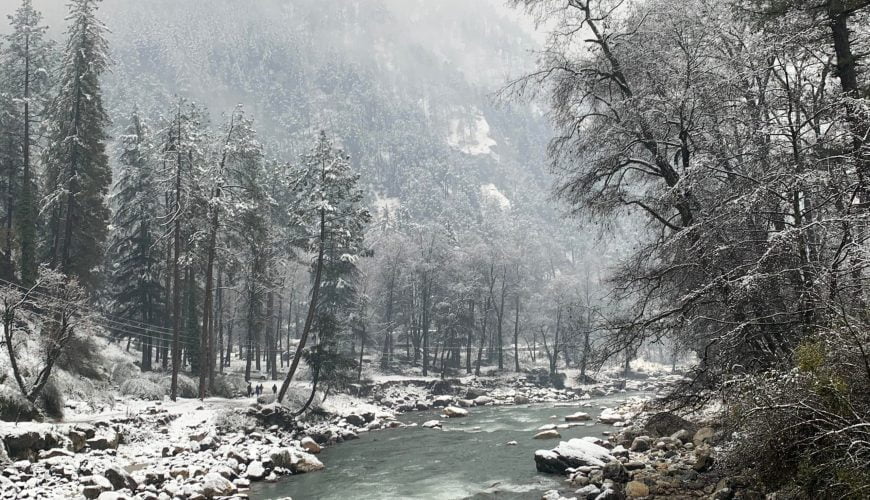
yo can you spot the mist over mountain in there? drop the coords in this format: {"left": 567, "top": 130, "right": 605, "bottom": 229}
{"left": 84, "top": 0, "right": 554, "bottom": 218}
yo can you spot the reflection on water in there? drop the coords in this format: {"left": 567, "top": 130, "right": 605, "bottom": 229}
{"left": 252, "top": 394, "right": 639, "bottom": 500}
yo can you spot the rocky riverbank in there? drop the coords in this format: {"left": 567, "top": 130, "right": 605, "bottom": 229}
{"left": 533, "top": 398, "right": 765, "bottom": 500}
{"left": 0, "top": 371, "right": 678, "bottom": 500}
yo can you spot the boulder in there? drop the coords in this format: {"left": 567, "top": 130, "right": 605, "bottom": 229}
{"left": 38, "top": 448, "right": 74, "bottom": 459}
{"left": 422, "top": 420, "right": 442, "bottom": 429}
{"left": 693, "top": 447, "right": 714, "bottom": 472}
{"left": 87, "top": 431, "right": 120, "bottom": 450}
{"left": 576, "top": 484, "right": 601, "bottom": 499}
{"left": 643, "top": 412, "right": 697, "bottom": 438}
{"left": 565, "top": 412, "right": 591, "bottom": 422}
{"left": 473, "top": 396, "right": 493, "bottom": 406}
{"left": 625, "top": 481, "right": 649, "bottom": 497}
{"left": 443, "top": 406, "right": 468, "bottom": 418}
{"left": 457, "top": 399, "right": 475, "bottom": 408}
{"left": 598, "top": 408, "right": 625, "bottom": 424}
{"left": 693, "top": 427, "right": 715, "bottom": 446}
{"left": 74, "top": 424, "right": 97, "bottom": 439}
{"left": 465, "top": 387, "right": 487, "bottom": 399}
{"left": 300, "top": 437, "right": 321, "bottom": 454}
{"left": 1, "top": 430, "right": 41, "bottom": 460}
{"left": 290, "top": 450, "right": 324, "bottom": 473}
{"left": 514, "top": 395, "right": 530, "bottom": 405}
{"left": 671, "top": 429, "right": 692, "bottom": 444}
{"left": 345, "top": 414, "right": 366, "bottom": 427}
{"left": 81, "top": 475, "right": 113, "bottom": 498}
{"left": 534, "top": 430, "right": 561, "bottom": 440}
{"left": 244, "top": 460, "right": 266, "bottom": 480}
{"left": 629, "top": 437, "right": 651, "bottom": 452}
{"left": 432, "top": 395, "right": 454, "bottom": 408}
{"left": 594, "top": 488, "right": 624, "bottom": 500}
{"left": 534, "top": 438, "right": 613, "bottom": 474}
{"left": 67, "top": 430, "right": 87, "bottom": 452}
{"left": 200, "top": 472, "right": 236, "bottom": 498}
{"left": 602, "top": 461, "right": 629, "bottom": 483}
{"left": 104, "top": 465, "right": 137, "bottom": 491}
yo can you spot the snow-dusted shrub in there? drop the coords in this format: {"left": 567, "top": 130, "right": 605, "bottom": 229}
{"left": 212, "top": 374, "right": 246, "bottom": 398}
{"left": 109, "top": 360, "right": 140, "bottom": 385}
{"left": 213, "top": 409, "right": 256, "bottom": 433}
{"left": 120, "top": 378, "right": 163, "bottom": 400}
{"left": 159, "top": 374, "right": 198, "bottom": 398}
{"left": 725, "top": 330, "right": 870, "bottom": 497}
{"left": 0, "top": 384, "right": 41, "bottom": 422}
{"left": 58, "top": 334, "right": 108, "bottom": 381}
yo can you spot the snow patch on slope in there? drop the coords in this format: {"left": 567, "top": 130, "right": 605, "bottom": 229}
{"left": 480, "top": 183, "right": 511, "bottom": 210}
{"left": 448, "top": 111, "right": 498, "bottom": 156}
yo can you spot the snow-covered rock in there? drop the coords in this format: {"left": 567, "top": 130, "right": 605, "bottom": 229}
{"left": 443, "top": 406, "right": 468, "bottom": 418}
{"left": 300, "top": 437, "right": 321, "bottom": 454}
{"left": 200, "top": 472, "right": 236, "bottom": 498}
{"left": 533, "top": 430, "right": 561, "bottom": 440}
{"left": 534, "top": 438, "right": 614, "bottom": 474}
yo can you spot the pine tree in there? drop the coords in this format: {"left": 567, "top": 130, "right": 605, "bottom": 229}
{"left": 106, "top": 110, "right": 164, "bottom": 371}
{"left": 278, "top": 131, "right": 371, "bottom": 405}
{"left": 158, "top": 98, "right": 210, "bottom": 399}
{"left": 42, "top": 0, "right": 111, "bottom": 291}
{"left": 0, "top": 0, "right": 52, "bottom": 285}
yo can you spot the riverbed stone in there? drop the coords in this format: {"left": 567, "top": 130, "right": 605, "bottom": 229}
{"left": 629, "top": 437, "right": 650, "bottom": 452}
{"left": 104, "top": 465, "right": 137, "bottom": 491}
{"left": 565, "top": 412, "right": 591, "bottom": 422}
{"left": 625, "top": 480, "right": 649, "bottom": 497}
{"left": 534, "top": 430, "right": 561, "bottom": 439}
{"left": 345, "top": 414, "right": 366, "bottom": 427}
{"left": 244, "top": 460, "right": 266, "bottom": 480}
{"left": 290, "top": 451, "right": 324, "bottom": 473}
{"left": 422, "top": 420, "right": 442, "bottom": 429}
{"left": 473, "top": 396, "right": 493, "bottom": 406}
{"left": 443, "top": 406, "right": 468, "bottom": 418}
{"left": 602, "top": 461, "right": 629, "bottom": 483}
{"left": 201, "top": 472, "right": 236, "bottom": 498}
{"left": 576, "top": 484, "right": 601, "bottom": 499}
{"left": 300, "top": 437, "right": 321, "bottom": 454}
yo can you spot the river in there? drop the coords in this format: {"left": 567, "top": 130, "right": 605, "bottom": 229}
{"left": 252, "top": 393, "right": 641, "bottom": 500}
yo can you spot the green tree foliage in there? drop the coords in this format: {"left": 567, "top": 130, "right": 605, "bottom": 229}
{"left": 42, "top": 0, "right": 111, "bottom": 291}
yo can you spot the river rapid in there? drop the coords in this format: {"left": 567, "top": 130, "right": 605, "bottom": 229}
{"left": 252, "top": 393, "right": 642, "bottom": 500}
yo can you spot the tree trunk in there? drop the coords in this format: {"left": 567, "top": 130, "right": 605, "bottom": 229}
{"left": 169, "top": 108, "right": 183, "bottom": 401}
{"left": 513, "top": 294, "right": 520, "bottom": 372}
{"left": 277, "top": 207, "right": 326, "bottom": 403}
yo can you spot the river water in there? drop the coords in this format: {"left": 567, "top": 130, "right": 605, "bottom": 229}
{"left": 252, "top": 393, "right": 640, "bottom": 500}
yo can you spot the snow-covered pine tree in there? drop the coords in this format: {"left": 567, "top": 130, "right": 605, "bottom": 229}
{"left": 106, "top": 110, "right": 164, "bottom": 371}
{"left": 278, "top": 131, "right": 371, "bottom": 406}
{"left": 0, "top": 0, "right": 52, "bottom": 285}
{"left": 158, "top": 98, "right": 210, "bottom": 400}
{"left": 42, "top": 0, "right": 111, "bottom": 291}
{"left": 223, "top": 112, "right": 268, "bottom": 383}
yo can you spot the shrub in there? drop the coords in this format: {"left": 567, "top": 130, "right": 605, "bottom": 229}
{"left": 120, "top": 378, "right": 164, "bottom": 400}
{"left": 159, "top": 374, "right": 198, "bottom": 398}
{"left": 58, "top": 335, "right": 108, "bottom": 381}
{"left": 725, "top": 330, "right": 870, "bottom": 498}
{"left": 212, "top": 374, "right": 247, "bottom": 398}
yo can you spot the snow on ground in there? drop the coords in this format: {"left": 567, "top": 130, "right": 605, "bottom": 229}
{"left": 448, "top": 110, "right": 498, "bottom": 157}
